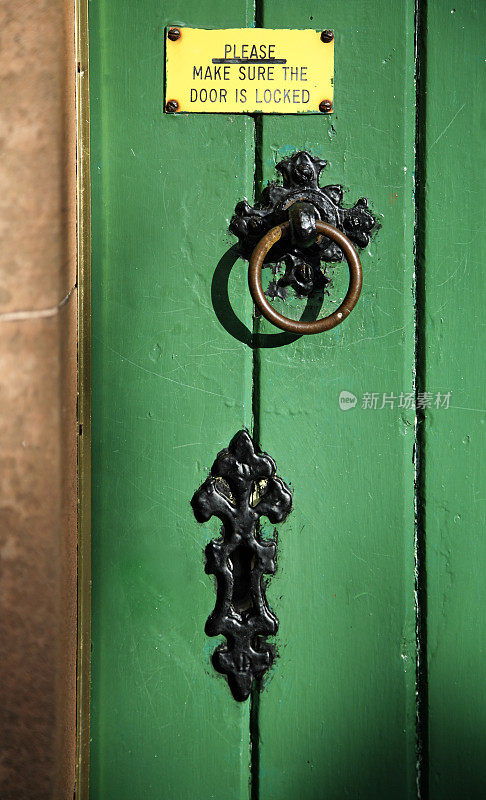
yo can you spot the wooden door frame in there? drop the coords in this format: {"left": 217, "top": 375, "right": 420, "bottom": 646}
{"left": 76, "top": 0, "right": 91, "bottom": 796}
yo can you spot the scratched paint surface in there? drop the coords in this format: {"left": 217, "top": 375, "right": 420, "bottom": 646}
{"left": 254, "top": 2, "right": 417, "bottom": 798}
{"left": 424, "top": 3, "right": 486, "bottom": 798}
{"left": 90, "top": 0, "right": 486, "bottom": 798}
{"left": 89, "top": 1, "right": 255, "bottom": 797}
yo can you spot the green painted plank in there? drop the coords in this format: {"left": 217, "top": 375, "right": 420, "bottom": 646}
{"left": 89, "top": 1, "right": 255, "bottom": 797}
{"left": 423, "top": 3, "right": 486, "bottom": 797}
{"left": 255, "top": 2, "right": 417, "bottom": 797}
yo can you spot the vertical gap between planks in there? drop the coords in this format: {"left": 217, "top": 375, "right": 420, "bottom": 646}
{"left": 249, "top": 673, "right": 261, "bottom": 800}
{"left": 251, "top": 112, "right": 263, "bottom": 451}
{"left": 249, "top": 113, "right": 263, "bottom": 800}
{"left": 414, "top": 0, "right": 429, "bottom": 798}
{"left": 249, "top": 112, "right": 263, "bottom": 800}
{"left": 249, "top": 5, "right": 264, "bottom": 798}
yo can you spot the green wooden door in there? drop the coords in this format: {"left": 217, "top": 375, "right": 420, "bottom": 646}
{"left": 87, "top": 1, "right": 486, "bottom": 798}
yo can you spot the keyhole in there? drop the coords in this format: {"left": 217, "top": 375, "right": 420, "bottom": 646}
{"left": 229, "top": 545, "right": 254, "bottom": 612}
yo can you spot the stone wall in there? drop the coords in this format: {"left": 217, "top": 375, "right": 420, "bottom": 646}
{"left": 0, "top": 2, "right": 77, "bottom": 797}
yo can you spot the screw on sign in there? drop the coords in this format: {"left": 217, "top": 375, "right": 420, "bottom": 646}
{"left": 319, "top": 99, "right": 333, "bottom": 113}
{"left": 320, "top": 30, "right": 334, "bottom": 43}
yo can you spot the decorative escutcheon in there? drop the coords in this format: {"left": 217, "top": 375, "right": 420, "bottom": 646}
{"left": 229, "top": 150, "right": 378, "bottom": 334}
{"left": 191, "top": 430, "right": 292, "bottom": 701}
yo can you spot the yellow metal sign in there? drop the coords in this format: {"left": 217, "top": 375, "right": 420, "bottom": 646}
{"left": 165, "top": 28, "right": 334, "bottom": 114}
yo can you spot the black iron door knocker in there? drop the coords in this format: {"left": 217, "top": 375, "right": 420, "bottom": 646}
{"left": 230, "top": 150, "right": 377, "bottom": 333}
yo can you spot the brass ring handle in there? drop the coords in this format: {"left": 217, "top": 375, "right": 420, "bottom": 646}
{"left": 249, "top": 220, "right": 363, "bottom": 334}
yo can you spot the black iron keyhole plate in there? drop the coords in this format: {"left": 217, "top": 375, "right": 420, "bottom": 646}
{"left": 191, "top": 430, "right": 292, "bottom": 701}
